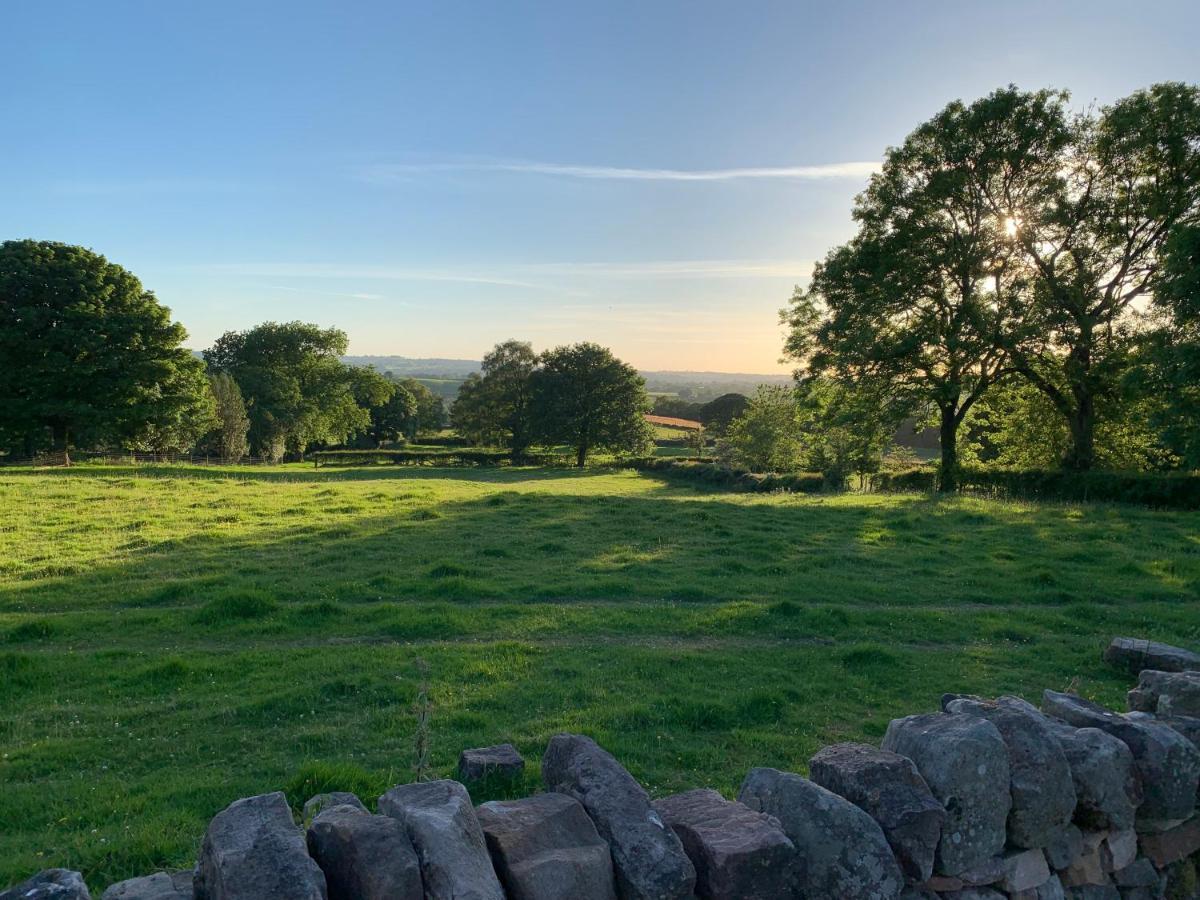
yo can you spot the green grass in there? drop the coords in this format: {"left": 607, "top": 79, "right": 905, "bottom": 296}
{"left": 1, "top": 462, "right": 1199, "bottom": 889}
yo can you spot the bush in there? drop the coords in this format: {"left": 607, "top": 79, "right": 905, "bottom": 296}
{"left": 871, "top": 466, "right": 1200, "bottom": 509}
{"left": 623, "top": 458, "right": 827, "bottom": 493}
{"left": 311, "top": 448, "right": 511, "bottom": 467}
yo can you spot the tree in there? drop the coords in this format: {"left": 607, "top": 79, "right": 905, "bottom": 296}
{"left": 131, "top": 367, "right": 218, "bottom": 454}
{"left": 783, "top": 93, "right": 1031, "bottom": 490}
{"left": 530, "top": 342, "right": 652, "bottom": 467}
{"left": 968, "top": 83, "right": 1200, "bottom": 469}
{"left": 795, "top": 380, "right": 902, "bottom": 487}
{"left": 204, "top": 321, "right": 367, "bottom": 461}
{"left": 367, "top": 379, "right": 417, "bottom": 447}
{"left": 393, "top": 378, "right": 444, "bottom": 438}
{"left": 0, "top": 240, "right": 209, "bottom": 462}
{"left": 207, "top": 372, "right": 250, "bottom": 461}
{"left": 720, "top": 386, "right": 802, "bottom": 473}
{"left": 698, "top": 393, "right": 749, "bottom": 434}
{"left": 449, "top": 340, "right": 538, "bottom": 458}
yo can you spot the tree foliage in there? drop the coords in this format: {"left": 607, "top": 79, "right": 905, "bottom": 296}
{"left": 0, "top": 240, "right": 209, "bottom": 459}
{"left": 204, "top": 321, "right": 368, "bottom": 461}
{"left": 450, "top": 340, "right": 538, "bottom": 457}
{"left": 530, "top": 342, "right": 652, "bottom": 467}
{"left": 207, "top": 372, "right": 250, "bottom": 461}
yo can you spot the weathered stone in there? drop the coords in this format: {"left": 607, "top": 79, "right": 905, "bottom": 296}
{"left": 652, "top": 788, "right": 796, "bottom": 900}
{"left": 1046, "top": 824, "right": 1085, "bottom": 870}
{"left": 737, "top": 767, "right": 902, "bottom": 899}
{"left": 1112, "top": 857, "right": 1159, "bottom": 888}
{"left": 1104, "top": 638, "right": 1200, "bottom": 675}
{"left": 947, "top": 697, "right": 1077, "bottom": 847}
{"left": 475, "top": 792, "right": 616, "bottom": 900}
{"left": 1043, "top": 691, "right": 1199, "bottom": 824}
{"left": 1042, "top": 719, "right": 1141, "bottom": 831}
{"left": 1035, "top": 874, "right": 1068, "bottom": 900}
{"left": 458, "top": 743, "right": 525, "bottom": 782}
{"left": 1002, "top": 849, "right": 1052, "bottom": 893}
{"left": 1060, "top": 836, "right": 1106, "bottom": 888}
{"left": 924, "top": 874, "right": 965, "bottom": 891}
{"left": 542, "top": 733, "right": 695, "bottom": 900}
{"left": 1137, "top": 815, "right": 1200, "bottom": 867}
{"left": 1062, "top": 884, "right": 1119, "bottom": 899}
{"left": 303, "top": 792, "right": 367, "bottom": 822}
{"left": 100, "top": 872, "right": 191, "bottom": 899}
{"left": 809, "top": 742, "right": 944, "bottom": 882}
{"left": 881, "top": 712, "right": 1010, "bottom": 877}
{"left": 1101, "top": 829, "right": 1137, "bottom": 872}
{"left": 0, "top": 870, "right": 91, "bottom": 900}
{"left": 378, "top": 780, "right": 502, "bottom": 900}
{"left": 957, "top": 856, "right": 1005, "bottom": 886}
{"left": 306, "top": 804, "right": 422, "bottom": 900}
{"left": 194, "top": 791, "right": 327, "bottom": 900}
{"left": 939, "top": 889, "right": 1005, "bottom": 899}
{"left": 1127, "top": 711, "right": 1200, "bottom": 751}
{"left": 1128, "top": 670, "right": 1200, "bottom": 718}
{"left": 899, "top": 888, "right": 938, "bottom": 900}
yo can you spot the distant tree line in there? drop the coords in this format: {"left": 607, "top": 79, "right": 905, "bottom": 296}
{"left": 0, "top": 242, "right": 651, "bottom": 466}
{"left": 769, "top": 81, "right": 1200, "bottom": 489}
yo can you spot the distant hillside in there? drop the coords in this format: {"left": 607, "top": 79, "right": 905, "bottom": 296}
{"left": 341, "top": 356, "right": 791, "bottom": 403}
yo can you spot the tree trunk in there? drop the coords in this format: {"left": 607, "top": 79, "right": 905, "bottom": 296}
{"left": 938, "top": 405, "right": 958, "bottom": 493}
{"left": 1064, "top": 390, "right": 1096, "bottom": 471}
{"left": 575, "top": 444, "right": 588, "bottom": 468}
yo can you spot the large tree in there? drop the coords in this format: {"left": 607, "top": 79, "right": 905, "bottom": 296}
{"left": 966, "top": 83, "right": 1200, "bottom": 469}
{"left": 207, "top": 372, "right": 250, "bottom": 461}
{"left": 449, "top": 340, "right": 538, "bottom": 458}
{"left": 204, "top": 321, "right": 368, "bottom": 461}
{"left": 530, "top": 342, "right": 652, "bottom": 467}
{"left": 0, "top": 240, "right": 209, "bottom": 461}
{"left": 783, "top": 94, "right": 1029, "bottom": 489}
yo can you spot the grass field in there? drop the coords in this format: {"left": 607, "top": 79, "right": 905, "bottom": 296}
{"left": 2, "top": 463, "right": 1199, "bottom": 888}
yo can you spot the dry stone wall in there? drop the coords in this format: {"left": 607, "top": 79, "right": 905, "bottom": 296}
{"left": 6, "top": 636, "right": 1200, "bottom": 900}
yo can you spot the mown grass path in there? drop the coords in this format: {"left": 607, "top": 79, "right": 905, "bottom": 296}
{"left": 1, "top": 463, "right": 1197, "bottom": 888}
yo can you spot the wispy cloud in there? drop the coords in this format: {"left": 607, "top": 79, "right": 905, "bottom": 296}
{"left": 359, "top": 159, "right": 880, "bottom": 184}
{"left": 205, "top": 258, "right": 813, "bottom": 286}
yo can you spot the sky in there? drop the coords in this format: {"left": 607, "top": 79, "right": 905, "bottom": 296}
{"left": 3, "top": 1, "right": 1199, "bottom": 373}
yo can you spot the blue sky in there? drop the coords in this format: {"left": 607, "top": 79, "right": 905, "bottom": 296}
{"left": 3, "top": 1, "right": 1198, "bottom": 372}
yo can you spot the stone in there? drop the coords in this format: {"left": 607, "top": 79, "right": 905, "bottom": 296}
{"left": 1101, "top": 829, "right": 1137, "bottom": 872}
{"left": 1137, "top": 815, "right": 1200, "bottom": 868}
{"left": 542, "top": 733, "right": 695, "bottom": 900}
{"left": 303, "top": 792, "right": 367, "bottom": 822}
{"left": 475, "top": 792, "right": 616, "bottom": 900}
{"left": 947, "top": 697, "right": 1077, "bottom": 848}
{"left": 1002, "top": 849, "right": 1052, "bottom": 894}
{"left": 881, "top": 712, "right": 1011, "bottom": 877}
{"left": 653, "top": 788, "right": 796, "bottom": 900}
{"left": 899, "top": 888, "right": 938, "bottom": 900}
{"left": 1035, "top": 874, "right": 1067, "bottom": 900}
{"left": 194, "top": 791, "right": 327, "bottom": 900}
{"left": 1046, "top": 824, "right": 1085, "bottom": 870}
{"left": 939, "top": 890, "right": 1005, "bottom": 899}
{"left": 378, "top": 779, "right": 503, "bottom": 900}
{"left": 458, "top": 744, "right": 525, "bottom": 782}
{"left": 1127, "top": 711, "right": 1200, "bottom": 751}
{"left": 306, "top": 804, "right": 422, "bottom": 900}
{"left": 809, "top": 742, "right": 945, "bottom": 882}
{"left": 1128, "top": 670, "right": 1200, "bottom": 718}
{"left": 1062, "top": 885, "right": 1119, "bottom": 899}
{"left": 1111, "top": 858, "right": 1159, "bottom": 888}
{"left": 1104, "top": 638, "right": 1200, "bottom": 675}
{"left": 957, "top": 856, "right": 1006, "bottom": 887}
{"left": 924, "top": 874, "right": 965, "bottom": 891}
{"left": 1042, "top": 720, "right": 1141, "bottom": 831}
{"left": 1060, "top": 838, "right": 1106, "bottom": 888}
{"left": 100, "top": 872, "right": 192, "bottom": 899}
{"left": 737, "top": 767, "right": 902, "bottom": 899}
{"left": 0, "top": 870, "right": 92, "bottom": 900}
{"left": 1043, "top": 691, "right": 1199, "bottom": 824}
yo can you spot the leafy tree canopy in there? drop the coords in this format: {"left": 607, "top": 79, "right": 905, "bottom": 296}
{"left": 0, "top": 239, "right": 209, "bottom": 458}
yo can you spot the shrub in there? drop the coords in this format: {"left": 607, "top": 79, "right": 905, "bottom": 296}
{"left": 870, "top": 466, "right": 1200, "bottom": 509}
{"left": 622, "top": 458, "right": 827, "bottom": 494}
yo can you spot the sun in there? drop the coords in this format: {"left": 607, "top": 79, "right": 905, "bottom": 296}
{"left": 1004, "top": 216, "right": 1021, "bottom": 237}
